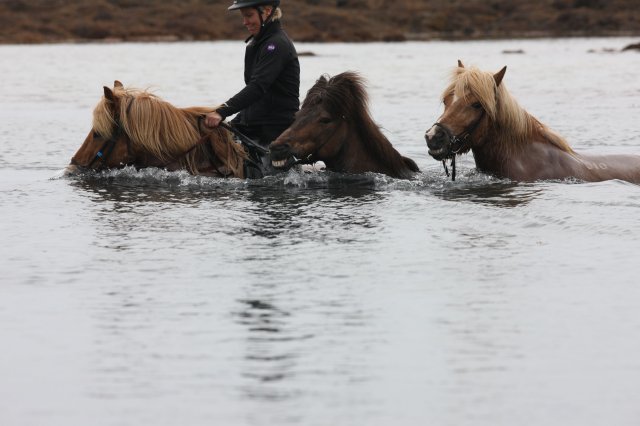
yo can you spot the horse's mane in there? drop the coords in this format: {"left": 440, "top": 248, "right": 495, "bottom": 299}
{"left": 304, "top": 72, "right": 419, "bottom": 178}
{"left": 92, "top": 86, "right": 245, "bottom": 173}
{"left": 444, "top": 66, "right": 574, "bottom": 155}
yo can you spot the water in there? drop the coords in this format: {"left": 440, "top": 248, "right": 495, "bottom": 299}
{"left": 1, "top": 38, "right": 640, "bottom": 426}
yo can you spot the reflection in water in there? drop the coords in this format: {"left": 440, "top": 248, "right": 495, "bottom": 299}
{"left": 65, "top": 168, "right": 387, "bottom": 406}
{"left": 67, "top": 170, "right": 229, "bottom": 205}
{"left": 238, "top": 184, "right": 385, "bottom": 241}
{"left": 67, "top": 168, "right": 389, "bottom": 245}
{"left": 234, "top": 298, "right": 302, "bottom": 401}
{"left": 431, "top": 180, "right": 545, "bottom": 208}
{"left": 232, "top": 290, "right": 379, "bottom": 406}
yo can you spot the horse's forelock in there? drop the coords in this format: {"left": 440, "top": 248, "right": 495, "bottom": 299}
{"left": 449, "top": 67, "right": 499, "bottom": 120}
{"left": 92, "top": 96, "right": 117, "bottom": 139}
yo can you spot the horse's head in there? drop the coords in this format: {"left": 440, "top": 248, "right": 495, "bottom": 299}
{"left": 68, "top": 81, "right": 135, "bottom": 172}
{"left": 425, "top": 61, "right": 507, "bottom": 161}
{"left": 269, "top": 72, "right": 362, "bottom": 170}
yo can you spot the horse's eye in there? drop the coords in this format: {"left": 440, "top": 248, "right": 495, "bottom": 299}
{"left": 471, "top": 102, "right": 482, "bottom": 110}
{"left": 93, "top": 131, "right": 100, "bottom": 138}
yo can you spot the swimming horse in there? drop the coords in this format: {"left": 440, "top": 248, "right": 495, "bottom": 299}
{"left": 425, "top": 61, "right": 640, "bottom": 183}
{"left": 68, "top": 81, "right": 267, "bottom": 178}
{"left": 269, "top": 71, "right": 419, "bottom": 179}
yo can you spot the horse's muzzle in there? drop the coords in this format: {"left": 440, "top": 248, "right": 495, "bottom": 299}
{"left": 425, "top": 125, "right": 451, "bottom": 161}
{"left": 64, "top": 164, "right": 79, "bottom": 175}
{"left": 268, "top": 142, "right": 298, "bottom": 170}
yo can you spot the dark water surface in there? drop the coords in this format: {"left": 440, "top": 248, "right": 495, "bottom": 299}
{"left": 1, "top": 38, "right": 640, "bottom": 426}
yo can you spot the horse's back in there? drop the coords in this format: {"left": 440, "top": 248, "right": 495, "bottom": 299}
{"left": 578, "top": 153, "right": 640, "bottom": 183}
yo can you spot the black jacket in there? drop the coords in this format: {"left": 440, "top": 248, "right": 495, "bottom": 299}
{"left": 217, "top": 20, "right": 300, "bottom": 127}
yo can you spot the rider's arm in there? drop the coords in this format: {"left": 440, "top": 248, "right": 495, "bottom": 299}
{"left": 216, "top": 39, "right": 290, "bottom": 119}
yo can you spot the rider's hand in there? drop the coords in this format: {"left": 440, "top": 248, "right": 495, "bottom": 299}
{"left": 204, "top": 111, "right": 223, "bottom": 128}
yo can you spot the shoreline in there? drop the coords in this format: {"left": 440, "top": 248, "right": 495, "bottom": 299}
{"left": 2, "top": 0, "right": 639, "bottom": 46}
{"left": 1, "top": 32, "right": 639, "bottom": 47}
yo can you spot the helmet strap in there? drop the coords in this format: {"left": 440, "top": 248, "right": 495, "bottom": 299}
{"left": 254, "top": 4, "right": 276, "bottom": 29}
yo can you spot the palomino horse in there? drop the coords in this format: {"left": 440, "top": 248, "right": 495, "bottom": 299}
{"left": 425, "top": 61, "right": 640, "bottom": 183}
{"left": 269, "top": 72, "right": 419, "bottom": 179}
{"left": 69, "top": 81, "right": 266, "bottom": 178}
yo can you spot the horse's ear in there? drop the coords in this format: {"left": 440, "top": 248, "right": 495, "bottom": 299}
{"left": 458, "top": 59, "right": 465, "bottom": 68}
{"left": 103, "top": 86, "right": 116, "bottom": 103}
{"left": 114, "top": 80, "right": 124, "bottom": 89}
{"left": 494, "top": 66, "right": 507, "bottom": 87}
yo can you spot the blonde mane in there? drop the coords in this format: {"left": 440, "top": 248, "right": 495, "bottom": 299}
{"left": 92, "top": 87, "right": 246, "bottom": 175}
{"left": 444, "top": 66, "right": 574, "bottom": 155}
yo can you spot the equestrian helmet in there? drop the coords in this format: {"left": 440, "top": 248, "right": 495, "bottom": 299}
{"left": 228, "top": 0, "right": 280, "bottom": 10}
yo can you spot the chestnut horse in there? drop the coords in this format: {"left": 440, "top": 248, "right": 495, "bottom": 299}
{"left": 269, "top": 72, "right": 419, "bottom": 179}
{"left": 68, "top": 81, "right": 266, "bottom": 178}
{"left": 425, "top": 61, "right": 640, "bottom": 183}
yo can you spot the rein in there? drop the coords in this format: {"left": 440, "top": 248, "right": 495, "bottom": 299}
{"left": 219, "top": 121, "right": 268, "bottom": 156}
{"left": 156, "top": 117, "right": 265, "bottom": 176}
{"left": 432, "top": 109, "right": 485, "bottom": 181}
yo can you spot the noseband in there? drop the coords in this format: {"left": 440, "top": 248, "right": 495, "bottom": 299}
{"left": 430, "top": 109, "right": 485, "bottom": 181}
{"left": 87, "top": 118, "right": 132, "bottom": 170}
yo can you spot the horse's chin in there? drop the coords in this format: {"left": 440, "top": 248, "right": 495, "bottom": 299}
{"left": 428, "top": 147, "right": 450, "bottom": 161}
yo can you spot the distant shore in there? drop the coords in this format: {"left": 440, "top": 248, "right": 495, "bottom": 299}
{"left": 1, "top": 0, "right": 639, "bottom": 45}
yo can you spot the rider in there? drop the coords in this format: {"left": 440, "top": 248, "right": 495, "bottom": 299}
{"left": 204, "top": 0, "right": 300, "bottom": 149}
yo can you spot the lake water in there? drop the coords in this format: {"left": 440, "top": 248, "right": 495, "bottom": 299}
{"left": 1, "top": 38, "right": 640, "bottom": 426}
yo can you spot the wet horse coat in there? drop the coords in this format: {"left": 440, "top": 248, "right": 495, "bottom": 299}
{"left": 425, "top": 61, "right": 640, "bottom": 183}
{"left": 269, "top": 72, "right": 419, "bottom": 179}
{"left": 69, "top": 81, "right": 265, "bottom": 178}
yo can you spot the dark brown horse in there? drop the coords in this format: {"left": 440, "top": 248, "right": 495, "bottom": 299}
{"left": 269, "top": 72, "right": 419, "bottom": 179}
{"left": 425, "top": 61, "right": 640, "bottom": 183}
{"left": 68, "top": 81, "right": 265, "bottom": 178}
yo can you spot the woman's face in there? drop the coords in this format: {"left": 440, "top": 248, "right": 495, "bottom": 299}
{"left": 240, "top": 7, "right": 272, "bottom": 36}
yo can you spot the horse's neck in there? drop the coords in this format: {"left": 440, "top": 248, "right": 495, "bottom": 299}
{"left": 472, "top": 130, "right": 574, "bottom": 180}
{"left": 321, "top": 126, "right": 369, "bottom": 173}
{"left": 329, "top": 125, "right": 401, "bottom": 175}
{"left": 470, "top": 124, "right": 524, "bottom": 177}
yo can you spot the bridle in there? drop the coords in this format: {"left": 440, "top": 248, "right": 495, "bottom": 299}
{"left": 430, "top": 108, "right": 485, "bottom": 181}
{"left": 86, "top": 97, "right": 135, "bottom": 171}
{"left": 87, "top": 117, "right": 133, "bottom": 171}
